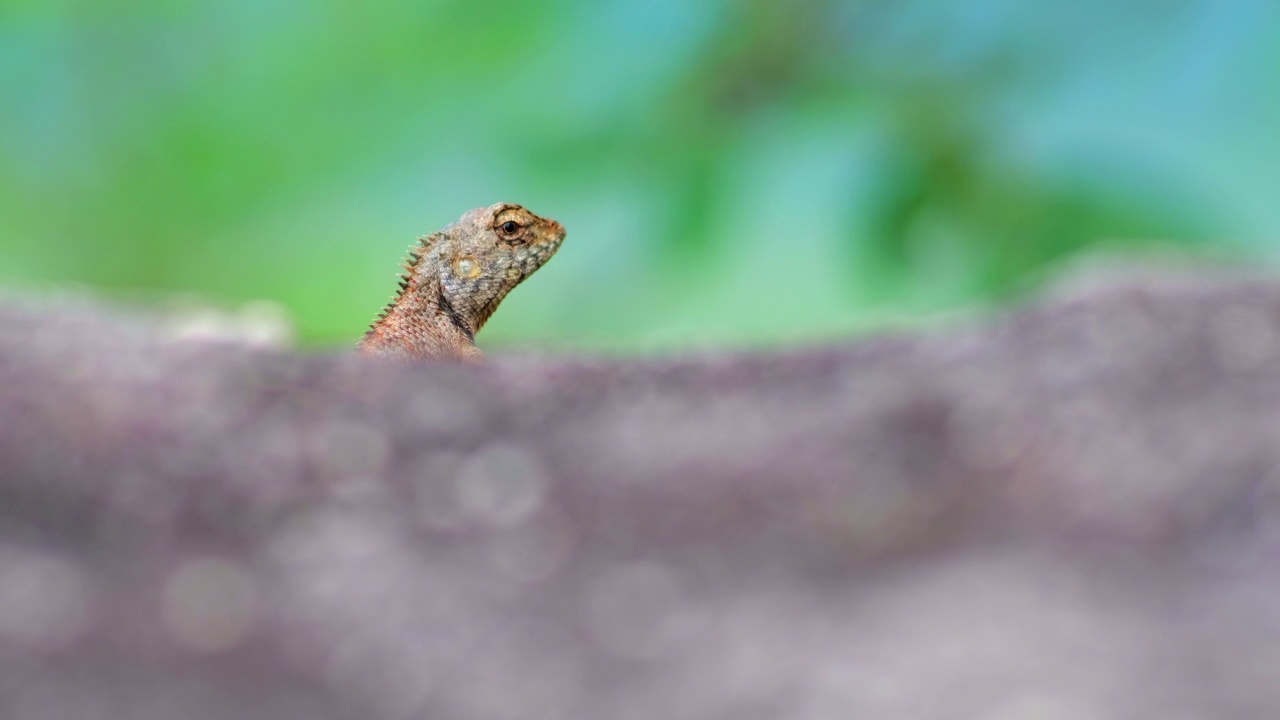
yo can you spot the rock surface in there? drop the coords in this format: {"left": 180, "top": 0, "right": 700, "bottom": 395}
{"left": 2, "top": 267, "right": 1280, "bottom": 719}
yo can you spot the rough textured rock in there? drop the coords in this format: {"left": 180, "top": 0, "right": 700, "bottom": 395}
{"left": 2, "top": 266, "right": 1280, "bottom": 719}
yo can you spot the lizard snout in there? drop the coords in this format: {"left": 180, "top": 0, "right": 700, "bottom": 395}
{"left": 544, "top": 219, "right": 566, "bottom": 241}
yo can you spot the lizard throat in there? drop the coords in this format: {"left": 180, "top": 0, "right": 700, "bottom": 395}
{"left": 436, "top": 285, "right": 475, "bottom": 343}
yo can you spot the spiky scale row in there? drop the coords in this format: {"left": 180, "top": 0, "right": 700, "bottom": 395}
{"left": 368, "top": 234, "right": 438, "bottom": 327}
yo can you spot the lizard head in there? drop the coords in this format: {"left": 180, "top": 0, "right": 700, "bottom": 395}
{"left": 435, "top": 202, "right": 566, "bottom": 332}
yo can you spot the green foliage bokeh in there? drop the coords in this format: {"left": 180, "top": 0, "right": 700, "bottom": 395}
{"left": 2, "top": 0, "right": 1276, "bottom": 351}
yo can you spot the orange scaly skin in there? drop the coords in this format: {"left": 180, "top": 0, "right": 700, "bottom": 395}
{"left": 357, "top": 203, "right": 566, "bottom": 361}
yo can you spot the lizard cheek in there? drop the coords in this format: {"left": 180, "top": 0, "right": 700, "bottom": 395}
{"left": 454, "top": 257, "right": 482, "bottom": 279}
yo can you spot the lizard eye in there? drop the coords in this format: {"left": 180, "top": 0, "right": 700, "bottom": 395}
{"left": 499, "top": 220, "right": 520, "bottom": 237}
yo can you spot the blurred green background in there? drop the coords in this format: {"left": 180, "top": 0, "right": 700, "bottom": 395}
{"left": 1, "top": 0, "right": 1277, "bottom": 353}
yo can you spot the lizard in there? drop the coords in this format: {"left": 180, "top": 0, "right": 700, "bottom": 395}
{"left": 357, "top": 202, "right": 566, "bottom": 361}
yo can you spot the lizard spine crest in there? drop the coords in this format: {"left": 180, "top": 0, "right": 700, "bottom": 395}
{"left": 370, "top": 231, "right": 443, "bottom": 328}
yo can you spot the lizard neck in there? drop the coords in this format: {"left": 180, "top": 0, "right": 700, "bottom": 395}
{"left": 357, "top": 245, "right": 482, "bottom": 361}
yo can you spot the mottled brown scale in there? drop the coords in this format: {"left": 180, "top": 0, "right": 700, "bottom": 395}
{"left": 357, "top": 203, "right": 566, "bottom": 361}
